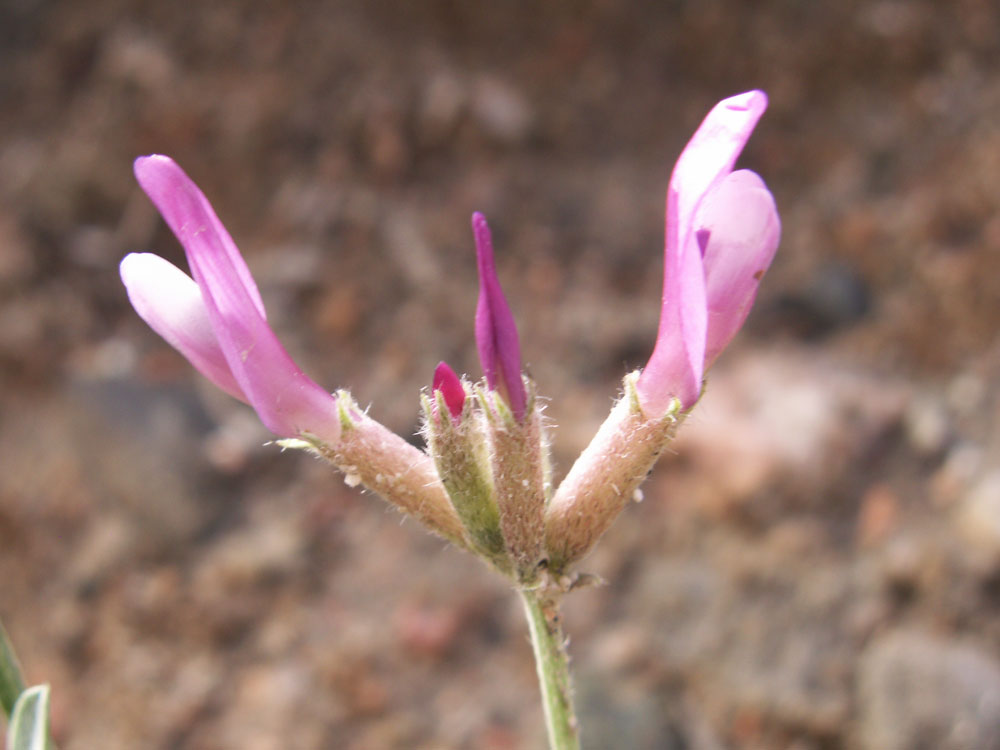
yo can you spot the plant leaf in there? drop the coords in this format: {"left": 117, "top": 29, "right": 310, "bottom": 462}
{"left": 7, "top": 685, "right": 50, "bottom": 750}
{"left": 0, "top": 620, "right": 26, "bottom": 719}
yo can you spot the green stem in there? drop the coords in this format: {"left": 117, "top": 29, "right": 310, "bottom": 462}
{"left": 519, "top": 588, "right": 580, "bottom": 750}
{"left": 0, "top": 618, "right": 27, "bottom": 720}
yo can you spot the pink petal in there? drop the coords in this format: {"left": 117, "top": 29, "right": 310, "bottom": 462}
{"left": 699, "top": 170, "right": 781, "bottom": 366}
{"left": 120, "top": 252, "right": 247, "bottom": 402}
{"left": 432, "top": 361, "right": 466, "bottom": 420}
{"left": 638, "top": 91, "right": 770, "bottom": 415}
{"left": 473, "top": 212, "right": 527, "bottom": 420}
{"left": 671, "top": 90, "right": 769, "bottom": 249}
{"left": 636, "top": 190, "right": 706, "bottom": 414}
{"left": 133, "top": 155, "right": 266, "bottom": 320}
{"left": 133, "top": 155, "right": 340, "bottom": 443}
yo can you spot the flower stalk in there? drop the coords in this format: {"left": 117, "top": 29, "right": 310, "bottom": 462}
{"left": 520, "top": 587, "right": 579, "bottom": 750}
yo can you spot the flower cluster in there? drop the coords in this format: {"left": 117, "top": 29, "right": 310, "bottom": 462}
{"left": 121, "top": 90, "right": 779, "bottom": 583}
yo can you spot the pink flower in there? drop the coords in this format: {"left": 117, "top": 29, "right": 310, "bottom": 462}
{"left": 473, "top": 212, "right": 527, "bottom": 420}
{"left": 120, "top": 155, "right": 341, "bottom": 443}
{"left": 637, "top": 90, "right": 781, "bottom": 415}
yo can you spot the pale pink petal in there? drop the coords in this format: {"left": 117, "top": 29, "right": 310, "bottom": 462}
{"left": 638, "top": 91, "right": 770, "bottom": 415}
{"left": 636, "top": 189, "right": 706, "bottom": 414}
{"left": 671, "top": 90, "right": 769, "bottom": 250}
{"left": 133, "top": 155, "right": 340, "bottom": 443}
{"left": 699, "top": 170, "right": 781, "bottom": 366}
{"left": 120, "top": 252, "right": 246, "bottom": 402}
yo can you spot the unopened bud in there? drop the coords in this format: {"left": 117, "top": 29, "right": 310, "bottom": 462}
{"left": 433, "top": 361, "right": 466, "bottom": 421}
{"left": 480, "top": 380, "right": 549, "bottom": 583}
{"left": 473, "top": 212, "right": 528, "bottom": 420}
{"left": 422, "top": 379, "right": 508, "bottom": 569}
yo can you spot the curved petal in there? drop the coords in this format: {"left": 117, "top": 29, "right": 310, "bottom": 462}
{"left": 671, "top": 90, "right": 769, "bottom": 249}
{"left": 636, "top": 189, "right": 706, "bottom": 414}
{"left": 699, "top": 170, "right": 781, "bottom": 366}
{"left": 133, "top": 155, "right": 341, "bottom": 443}
{"left": 134, "top": 155, "right": 266, "bottom": 319}
{"left": 120, "top": 252, "right": 247, "bottom": 402}
{"left": 473, "top": 212, "right": 526, "bottom": 420}
{"left": 638, "top": 91, "right": 770, "bottom": 415}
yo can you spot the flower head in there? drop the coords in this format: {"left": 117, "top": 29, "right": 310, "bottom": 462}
{"left": 121, "top": 155, "right": 341, "bottom": 443}
{"left": 473, "top": 212, "right": 527, "bottom": 420}
{"left": 637, "top": 90, "right": 780, "bottom": 415}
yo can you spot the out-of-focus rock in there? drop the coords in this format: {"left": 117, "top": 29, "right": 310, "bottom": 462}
{"left": 0, "top": 212, "right": 34, "bottom": 284}
{"left": 775, "top": 262, "right": 871, "bottom": 340}
{"left": 417, "top": 70, "right": 466, "bottom": 146}
{"left": 196, "top": 516, "right": 305, "bottom": 591}
{"left": 903, "top": 392, "right": 951, "bottom": 456}
{"left": 676, "top": 349, "right": 908, "bottom": 509}
{"left": 98, "top": 27, "right": 176, "bottom": 89}
{"left": 67, "top": 515, "right": 135, "bottom": 591}
{"left": 575, "top": 672, "right": 688, "bottom": 750}
{"left": 392, "top": 598, "right": 462, "bottom": 660}
{"left": 931, "top": 440, "right": 983, "bottom": 507}
{"left": 956, "top": 470, "right": 1000, "bottom": 566}
{"left": 202, "top": 411, "right": 270, "bottom": 475}
{"left": 858, "top": 631, "right": 1000, "bottom": 750}
{"left": 470, "top": 76, "right": 534, "bottom": 144}
{"left": 856, "top": 483, "right": 901, "bottom": 547}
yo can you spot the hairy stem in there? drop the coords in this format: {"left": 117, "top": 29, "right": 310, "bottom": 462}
{"left": 519, "top": 588, "right": 580, "bottom": 750}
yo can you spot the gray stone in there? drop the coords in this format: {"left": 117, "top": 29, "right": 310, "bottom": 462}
{"left": 858, "top": 631, "right": 1000, "bottom": 750}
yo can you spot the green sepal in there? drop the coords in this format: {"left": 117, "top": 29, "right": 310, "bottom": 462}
{"left": 336, "top": 390, "right": 361, "bottom": 433}
{"left": 624, "top": 370, "right": 681, "bottom": 424}
{"left": 423, "top": 386, "right": 508, "bottom": 570}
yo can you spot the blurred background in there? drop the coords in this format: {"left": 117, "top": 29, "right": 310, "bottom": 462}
{"left": 2, "top": 0, "right": 1000, "bottom": 747}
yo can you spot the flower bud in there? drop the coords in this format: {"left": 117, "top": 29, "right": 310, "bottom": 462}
{"left": 432, "top": 361, "right": 466, "bottom": 421}
{"left": 479, "top": 383, "right": 549, "bottom": 583}
{"left": 422, "top": 371, "right": 507, "bottom": 569}
{"left": 473, "top": 212, "right": 528, "bottom": 421}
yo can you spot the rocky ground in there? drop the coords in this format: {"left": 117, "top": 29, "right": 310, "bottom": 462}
{"left": 2, "top": 1, "right": 1000, "bottom": 748}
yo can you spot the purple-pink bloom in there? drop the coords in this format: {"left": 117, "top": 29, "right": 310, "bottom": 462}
{"left": 473, "top": 212, "right": 527, "bottom": 420}
{"left": 432, "top": 360, "right": 466, "bottom": 420}
{"left": 637, "top": 90, "right": 781, "bottom": 416}
{"left": 120, "top": 154, "right": 341, "bottom": 443}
